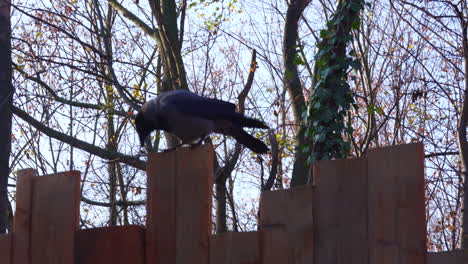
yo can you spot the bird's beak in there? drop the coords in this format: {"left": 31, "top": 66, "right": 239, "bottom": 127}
{"left": 134, "top": 143, "right": 147, "bottom": 158}
{"left": 139, "top": 145, "right": 146, "bottom": 154}
{"left": 137, "top": 132, "right": 147, "bottom": 149}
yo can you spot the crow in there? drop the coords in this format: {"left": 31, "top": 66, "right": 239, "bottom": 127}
{"left": 135, "top": 90, "right": 269, "bottom": 153}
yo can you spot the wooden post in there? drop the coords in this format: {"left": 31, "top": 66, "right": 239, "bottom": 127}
{"left": 313, "top": 158, "right": 368, "bottom": 264}
{"left": 367, "top": 143, "right": 426, "bottom": 264}
{"left": 75, "top": 225, "right": 145, "bottom": 264}
{"left": 12, "top": 170, "right": 80, "bottom": 264}
{"left": 12, "top": 169, "right": 36, "bottom": 264}
{"left": 146, "top": 145, "right": 213, "bottom": 264}
{"left": 29, "top": 171, "right": 80, "bottom": 264}
{"left": 261, "top": 227, "right": 289, "bottom": 264}
{"left": 426, "top": 251, "right": 463, "bottom": 264}
{"left": 259, "top": 185, "right": 313, "bottom": 264}
{"left": 210, "top": 232, "right": 260, "bottom": 264}
{"left": 0, "top": 234, "right": 12, "bottom": 264}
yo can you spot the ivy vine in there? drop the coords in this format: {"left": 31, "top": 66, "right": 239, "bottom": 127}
{"left": 303, "top": 0, "right": 366, "bottom": 165}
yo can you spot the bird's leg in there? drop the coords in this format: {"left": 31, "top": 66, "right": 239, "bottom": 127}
{"left": 196, "top": 135, "right": 207, "bottom": 145}
{"left": 138, "top": 145, "right": 147, "bottom": 154}
{"left": 162, "top": 141, "right": 186, "bottom": 152}
{"left": 162, "top": 136, "right": 206, "bottom": 152}
{"left": 190, "top": 135, "right": 207, "bottom": 149}
{"left": 163, "top": 144, "right": 180, "bottom": 152}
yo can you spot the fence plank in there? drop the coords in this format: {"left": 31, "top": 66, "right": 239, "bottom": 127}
{"left": 0, "top": 234, "right": 12, "bottom": 264}
{"left": 175, "top": 145, "right": 213, "bottom": 264}
{"left": 29, "top": 171, "right": 80, "bottom": 264}
{"left": 426, "top": 251, "right": 463, "bottom": 264}
{"left": 261, "top": 227, "right": 289, "bottom": 264}
{"left": 12, "top": 169, "right": 36, "bottom": 264}
{"left": 210, "top": 232, "right": 260, "bottom": 264}
{"left": 259, "top": 185, "right": 313, "bottom": 264}
{"left": 313, "top": 158, "right": 368, "bottom": 264}
{"left": 146, "top": 144, "right": 213, "bottom": 264}
{"left": 146, "top": 149, "right": 176, "bottom": 264}
{"left": 367, "top": 143, "right": 425, "bottom": 264}
{"left": 75, "top": 225, "right": 145, "bottom": 264}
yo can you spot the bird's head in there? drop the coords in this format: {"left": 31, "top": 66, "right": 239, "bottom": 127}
{"left": 134, "top": 108, "right": 167, "bottom": 152}
{"left": 135, "top": 111, "right": 153, "bottom": 150}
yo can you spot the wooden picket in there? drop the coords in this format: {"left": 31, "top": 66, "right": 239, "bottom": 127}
{"left": 313, "top": 158, "right": 368, "bottom": 264}
{"left": 0, "top": 142, "right": 451, "bottom": 264}
{"left": 146, "top": 144, "right": 213, "bottom": 264}
{"left": 0, "top": 234, "right": 11, "bottom": 264}
{"left": 210, "top": 232, "right": 260, "bottom": 264}
{"left": 12, "top": 169, "right": 36, "bottom": 264}
{"left": 75, "top": 226, "right": 145, "bottom": 264}
{"left": 260, "top": 185, "right": 313, "bottom": 263}
{"left": 367, "top": 143, "right": 426, "bottom": 264}
{"left": 427, "top": 251, "right": 465, "bottom": 264}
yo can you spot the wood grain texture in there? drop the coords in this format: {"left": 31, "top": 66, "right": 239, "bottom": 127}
{"left": 261, "top": 227, "right": 289, "bottom": 264}
{"left": 426, "top": 251, "right": 463, "bottom": 264}
{"left": 146, "top": 144, "right": 213, "bottom": 264}
{"left": 29, "top": 171, "right": 80, "bottom": 264}
{"left": 175, "top": 145, "right": 213, "bottom": 264}
{"left": 146, "top": 149, "right": 176, "bottom": 264}
{"left": 75, "top": 225, "right": 145, "bottom": 264}
{"left": 367, "top": 143, "right": 426, "bottom": 264}
{"left": 0, "top": 234, "right": 12, "bottom": 264}
{"left": 12, "top": 169, "right": 36, "bottom": 264}
{"left": 259, "top": 185, "right": 313, "bottom": 263}
{"left": 210, "top": 232, "right": 260, "bottom": 264}
{"left": 313, "top": 158, "right": 368, "bottom": 264}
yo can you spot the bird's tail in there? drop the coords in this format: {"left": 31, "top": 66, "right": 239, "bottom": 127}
{"left": 227, "top": 113, "right": 269, "bottom": 129}
{"left": 232, "top": 129, "right": 269, "bottom": 154}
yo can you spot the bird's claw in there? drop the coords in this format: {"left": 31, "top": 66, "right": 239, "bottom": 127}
{"left": 162, "top": 147, "right": 175, "bottom": 152}
{"left": 135, "top": 147, "right": 148, "bottom": 158}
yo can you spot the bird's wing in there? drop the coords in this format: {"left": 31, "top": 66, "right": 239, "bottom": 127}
{"left": 165, "top": 91, "right": 237, "bottom": 119}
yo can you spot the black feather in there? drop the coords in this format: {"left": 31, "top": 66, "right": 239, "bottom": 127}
{"left": 135, "top": 90, "right": 269, "bottom": 153}
{"left": 231, "top": 129, "right": 269, "bottom": 153}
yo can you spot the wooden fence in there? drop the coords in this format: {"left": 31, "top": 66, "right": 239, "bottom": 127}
{"left": 0, "top": 142, "right": 464, "bottom": 263}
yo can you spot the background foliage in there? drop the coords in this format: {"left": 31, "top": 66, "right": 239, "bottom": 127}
{"left": 3, "top": 0, "right": 468, "bottom": 251}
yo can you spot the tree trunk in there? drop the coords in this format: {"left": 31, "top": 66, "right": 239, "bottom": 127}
{"left": 283, "top": 0, "right": 310, "bottom": 187}
{"left": 215, "top": 176, "right": 227, "bottom": 233}
{"left": 116, "top": 163, "right": 129, "bottom": 225}
{"left": 0, "top": 0, "right": 12, "bottom": 234}
{"left": 107, "top": 109, "right": 118, "bottom": 226}
{"left": 305, "top": 0, "right": 364, "bottom": 185}
{"left": 148, "top": 0, "right": 188, "bottom": 92}
{"left": 458, "top": 18, "right": 468, "bottom": 249}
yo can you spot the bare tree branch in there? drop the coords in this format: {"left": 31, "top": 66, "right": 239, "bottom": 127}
{"left": 262, "top": 130, "right": 279, "bottom": 191}
{"left": 425, "top": 152, "right": 459, "bottom": 158}
{"left": 14, "top": 63, "right": 131, "bottom": 117}
{"left": 108, "top": 0, "right": 160, "bottom": 41}
{"left": 81, "top": 195, "right": 145, "bottom": 207}
{"left": 12, "top": 105, "right": 145, "bottom": 170}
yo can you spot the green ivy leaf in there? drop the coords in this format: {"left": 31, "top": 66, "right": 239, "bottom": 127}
{"left": 285, "top": 69, "right": 294, "bottom": 80}
{"left": 302, "top": 0, "right": 365, "bottom": 164}
{"left": 293, "top": 54, "right": 306, "bottom": 65}
{"left": 375, "top": 106, "right": 384, "bottom": 115}
{"left": 351, "top": 19, "right": 360, "bottom": 30}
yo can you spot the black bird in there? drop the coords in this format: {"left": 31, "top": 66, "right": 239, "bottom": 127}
{"left": 135, "top": 90, "right": 269, "bottom": 153}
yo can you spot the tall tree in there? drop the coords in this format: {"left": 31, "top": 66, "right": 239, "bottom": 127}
{"left": 451, "top": 0, "right": 468, "bottom": 249}
{"left": 148, "top": 0, "right": 188, "bottom": 93}
{"left": 391, "top": 0, "right": 468, "bottom": 250}
{"left": 0, "top": 0, "right": 12, "bottom": 233}
{"left": 304, "top": 0, "right": 365, "bottom": 184}
{"left": 283, "top": 0, "right": 311, "bottom": 187}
